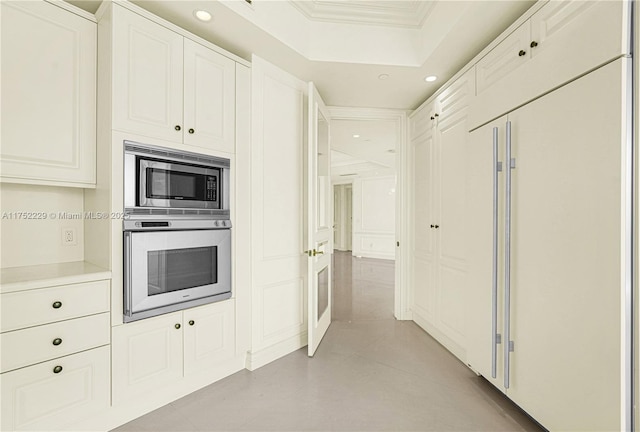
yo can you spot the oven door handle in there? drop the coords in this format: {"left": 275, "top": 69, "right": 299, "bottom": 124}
{"left": 123, "top": 231, "right": 133, "bottom": 318}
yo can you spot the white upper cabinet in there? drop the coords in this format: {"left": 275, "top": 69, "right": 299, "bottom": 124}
{"left": 112, "top": 5, "right": 236, "bottom": 153}
{"left": 0, "top": 1, "right": 96, "bottom": 187}
{"left": 183, "top": 39, "right": 236, "bottom": 153}
{"left": 470, "top": 0, "right": 628, "bottom": 129}
{"left": 112, "top": 6, "right": 184, "bottom": 143}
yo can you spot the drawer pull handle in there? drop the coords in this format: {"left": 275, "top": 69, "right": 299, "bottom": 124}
{"left": 52, "top": 301, "right": 62, "bottom": 309}
{"left": 175, "top": 324, "right": 181, "bottom": 329}
{"left": 52, "top": 338, "right": 63, "bottom": 346}
{"left": 189, "top": 320, "right": 195, "bottom": 326}
{"left": 53, "top": 366, "right": 63, "bottom": 374}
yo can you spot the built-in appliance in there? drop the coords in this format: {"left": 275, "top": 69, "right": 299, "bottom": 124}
{"left": 122, "top": 142, "right": 232, "bottom": 322}
{"left": 124, "top": 141, "right": 230, "bottom": 219}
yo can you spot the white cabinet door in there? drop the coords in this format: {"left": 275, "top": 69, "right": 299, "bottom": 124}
{"left": 183, "top": 301, "right": 235, "bottom": 376}
{"left": 505, "top": 58, "right": 623, "bottom": 432}
{"left": 0, "top": 1, "right": 96, "bottom": 187}
{"left": 112, "top": 312, "right": 183, "bottom": 405}
{"left": 112, "top": 4, "right": 184, "bottom": 143}
{"left": 1, "top": 346, "right": 109, "bottom": 432}
{"left": 475, "top": 21, "right": 531, "bottom": 96}
{"left": 433, "top": 72, "right": 472, "bottom": 353}
{"left": 183, "top": 39, "right": 236, "bottom": 153}
{"left": 410, "top": 104, "right": 436, "bottom": 324}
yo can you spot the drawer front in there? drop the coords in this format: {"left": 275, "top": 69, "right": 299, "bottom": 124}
{"left": 1, "top": 346, "right": 109, "bottom": 431}
{"left": 1, "top": 280, "right": 110, "bottom": 332}
{"left": 1, "top": 314, "right": 109, "bottom": 373}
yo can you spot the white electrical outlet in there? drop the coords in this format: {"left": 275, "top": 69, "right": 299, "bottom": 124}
{"left": 62, "top": 228, "right": 77, "bottom": 246}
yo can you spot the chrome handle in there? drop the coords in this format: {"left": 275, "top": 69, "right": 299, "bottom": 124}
{"left": 492, "top": 126, "right": 500, "bottom": 380}
{"left": 123, "top": 232, "right": 133, "bottom": 317}
{"left": 504, "top": 121, "right": 515, "bottom": 389}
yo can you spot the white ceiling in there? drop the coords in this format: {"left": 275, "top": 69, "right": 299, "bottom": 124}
{"left": 330, "top": 119, "right": 396, "bottom": 180}
{"left": 66, "top": 0, "right": 535, "bottom": 109}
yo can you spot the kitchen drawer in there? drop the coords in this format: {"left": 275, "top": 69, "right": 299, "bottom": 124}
{"left": 1, "top": 280, "right": 110, "bottom": 332}
{"left": 1, "top": 346, "right": 109, "bottom": 431}
{"left": 1, "top": 313, "right": 109, "bottom": 373}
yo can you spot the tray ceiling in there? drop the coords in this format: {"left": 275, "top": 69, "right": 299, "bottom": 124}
{"left": 290, "top": 0, "right": 436, "bottom": 28}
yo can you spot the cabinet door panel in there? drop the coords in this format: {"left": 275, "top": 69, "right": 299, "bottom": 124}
{"left": 1, "top": 346, "right": 109, "bottom": 432}
{"left": 112, "top": 5, "right": 183, "bottom": 142}
{"left": 1, "top": 1, "right": 96, "bottom": 186}
{"left": 410, "top": 119, "right": 436, "bottom": 321}
{"left": 436, "top": 111, "right": 468, "bottom": 350}
{"left": 183, "top": 40, "right": 236, "bottom": 153}
{"left": 506, "top": 59, "right": 623, "bottom": 431}
{"left": 183, "top": 300, "right": 235, "bottom": 376}
{"left": 112, "top": 312, "right": 183, "bottom": 405}
{"left": 476, "top": 21, "right": 530, "bottom": 96}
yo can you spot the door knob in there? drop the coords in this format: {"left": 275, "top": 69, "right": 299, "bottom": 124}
{"left": 304, "top": 249, "right": 325, "bottom": 257}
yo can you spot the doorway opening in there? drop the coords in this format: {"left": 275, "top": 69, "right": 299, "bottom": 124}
{"left": 327, "top": 109, "right": 407, "bottom": 323}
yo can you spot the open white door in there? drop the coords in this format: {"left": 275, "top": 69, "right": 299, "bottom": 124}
{"left": 306, "top": 82, "right": 332, "bottom": 357}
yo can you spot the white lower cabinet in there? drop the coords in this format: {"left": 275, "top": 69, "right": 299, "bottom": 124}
{"left": 1, "top": 346, "right": 110, "bottom": 431}
{"left": 112, "top": 300, "right": 236, "bottom": 404}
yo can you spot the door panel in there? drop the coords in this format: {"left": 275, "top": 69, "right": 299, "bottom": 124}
{"left": 307, "top": 82, "right": 332, "bottom": 357}
{"left": 112, "top": 5, "right": 183, "bottom": 142}
{"left": 506, "top": 59, "right": 623, "bottom": 431}
{"left": 183, "top": 39, "right": 236, "bottom": 153}
{"left": 465, "top": 117, "right": 506, "bottom": 390}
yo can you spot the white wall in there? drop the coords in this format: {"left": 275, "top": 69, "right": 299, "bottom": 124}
{"left": 352, "top": 175, "right": 396, "bottom": 260}
{"left": 0, "top": 183, "right": 84, "bottom": 268}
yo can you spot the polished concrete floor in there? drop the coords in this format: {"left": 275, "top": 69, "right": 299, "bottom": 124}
{"left": 113, "top": 251, "right": 544, "bottom": 432}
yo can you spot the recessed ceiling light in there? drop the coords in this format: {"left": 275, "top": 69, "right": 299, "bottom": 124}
{"left": 425, "top": 75, "right": 437, "bottom": 82}
{"left": 194, "top": 10, "right": 212, "bottom": 22}
{"left": 353, "top": 134, "right": 360, "bottom": 138}
{"left": 378, "top": 73, "right": 390, "bottom": 80}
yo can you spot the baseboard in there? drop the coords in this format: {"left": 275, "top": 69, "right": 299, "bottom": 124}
{"left": 412, "top": 311, "right": 466, "bottom": 364}
{"left": 246, "top": 332, "right": 307, "bottom": 371}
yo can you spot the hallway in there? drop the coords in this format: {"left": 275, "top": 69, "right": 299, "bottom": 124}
{"left": 114, "top": 252, "right": 544, "bottom": 431}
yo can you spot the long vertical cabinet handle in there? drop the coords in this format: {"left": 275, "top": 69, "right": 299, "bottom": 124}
{"left": 491, "top": 127, "right": 501, "bottom": 379}
{"left": 123, "top": 231, "right": 133, "bottom": 317}
{"left": 504, "top": 121, "right": 515, "bottom": 389}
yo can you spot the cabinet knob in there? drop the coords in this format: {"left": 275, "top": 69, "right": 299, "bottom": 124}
{"left": 52, "top": 338, "right": 63, "bottom": 346}
{"left": 518, "top": 50, "right": 526, "bottom": 57}
{"left": 175, "top": 125, "right": 181, "bottom": 131}
{"left": 189, "top": 320, "right": 195, "bottom": 326}
{"left": 434, "top": 113, "right": 439, "bottom": 117}
{"left": 430, "top": 116, "right": 435, "bottom": 120}
{"left": 53, "top": 365, "right": 63, "bottom": 374}
{"left": 188, "top": 128, "right": 195, "bottom": 134}
{"left": 435, "top": 224, "right": 440, "bottom": 229}
{"left": 175, "top": 323, "right": 181, "bottom": 329}
{"left": 530, "top": 41, "right": 538, "bottom": 48}
{"left": 52, "top": 301, "right": 62, "bottom": 309}
{"left": 430, "top": 224, "right": 435, "bottom": 228}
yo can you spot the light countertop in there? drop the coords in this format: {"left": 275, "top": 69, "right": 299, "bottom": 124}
{"left": 0, "top": 261, "right": 111, "bottom": 293}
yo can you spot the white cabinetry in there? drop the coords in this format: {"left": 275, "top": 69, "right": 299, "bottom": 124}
{"left": 470, "top": 0, "right": 628, "bottom": 129}
{"left": 0, "top": 277, "right": 111, "bottom": 432}
{"left": 112, "top": 4, "right": 235, "bottom": 153}
{"left": 0, "top": 1, "right": 96, "bottom": 187}
{"left": 112, "top": 300, "right": 236, "bottom": 404}
{"left": 409, "top": 70, "right": 472, "bottom": 360}
{"left": 466, "top": 59, "right": 626, "bottom": 431}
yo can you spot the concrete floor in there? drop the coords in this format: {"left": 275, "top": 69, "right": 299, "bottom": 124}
{"left": 113, "top": 251, "right": 545, "bottom": 431}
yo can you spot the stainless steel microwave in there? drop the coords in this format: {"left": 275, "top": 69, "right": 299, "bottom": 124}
{"left": 124, "top": 142, "right": 230, "bottom": 218}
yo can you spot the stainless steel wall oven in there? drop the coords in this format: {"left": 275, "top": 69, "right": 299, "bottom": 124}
{"left": 123, "top": 142, "right": 232, "bottom": 322}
